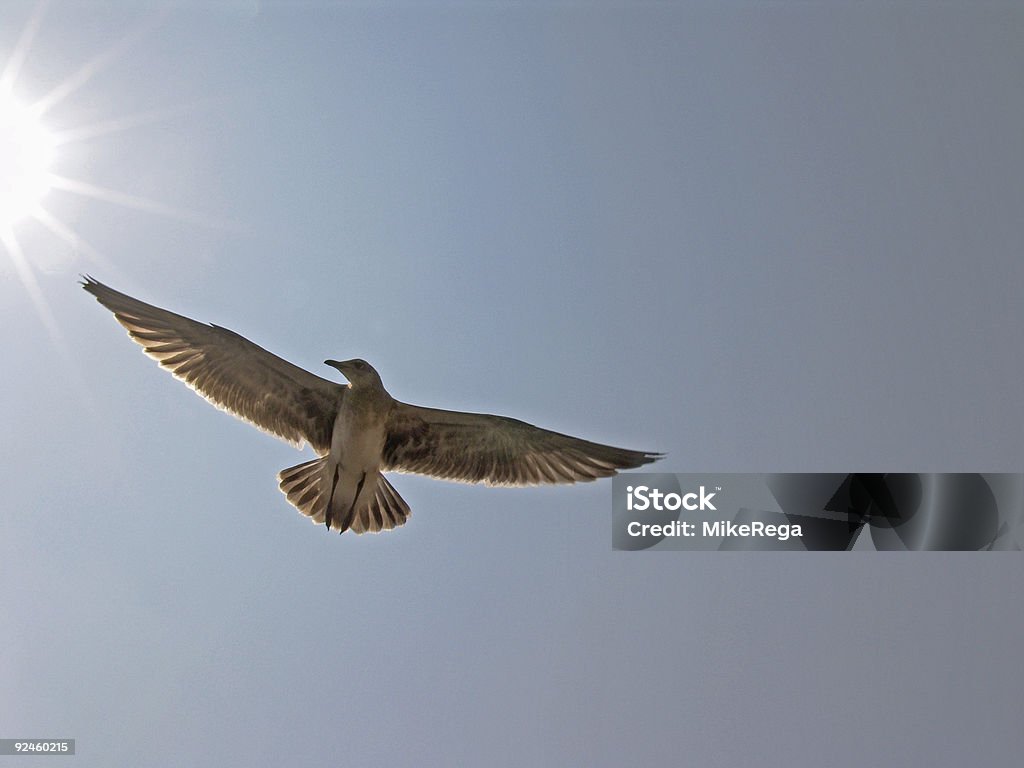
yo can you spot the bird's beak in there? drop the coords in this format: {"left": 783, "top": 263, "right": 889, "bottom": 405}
{"left": 325, "top": 359, "right": 346, "bottom": 377}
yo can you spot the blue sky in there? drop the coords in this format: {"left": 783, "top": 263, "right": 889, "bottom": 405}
{"left": 2, "top": 2, "right": 1023, "bottom": 765}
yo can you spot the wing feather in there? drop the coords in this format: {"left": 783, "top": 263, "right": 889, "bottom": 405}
{"left": 382, "top": 402, "right": 661, "bottom": 486}
{"left": 83, "top": 277, "right": 344, "bottom": 452}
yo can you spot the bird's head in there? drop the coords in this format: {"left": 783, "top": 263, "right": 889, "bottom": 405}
{"left": 325, "top": 358, "right": 383, "bottom": 389}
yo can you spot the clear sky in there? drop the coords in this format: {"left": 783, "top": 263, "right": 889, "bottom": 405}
{"left": 3, "top": 2, "right": 1022, "bottom": 766}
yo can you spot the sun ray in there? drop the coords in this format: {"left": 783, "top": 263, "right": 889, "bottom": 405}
{"left": 50, "top": 102, "right": 202, "bottom": 146}
{"left": 31, "top": 205, "right": 124, "bottom": 279}
{"left": 30, "top": 11, "right": 165, "bottom": 119}
{"left": 47, "top": 173, "right": 247, "bottom": 234}
{"left": 1, "top": 226, "right": 61, "bottom": 339}
{"left": 0, "top": 0, "right": 49, "bottom": 93}
{"left": 1, "top": 225, "right": 99, "bottom": 412}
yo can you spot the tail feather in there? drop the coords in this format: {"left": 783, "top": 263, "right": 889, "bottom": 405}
{"left": 278, "top": 457, "right": 328, "bottom": 524}
{"left": 352, "top": 474, "right": 411, "bottom": 534}
{"left": 277, "top": 457, "right": 411, "bottom": 535}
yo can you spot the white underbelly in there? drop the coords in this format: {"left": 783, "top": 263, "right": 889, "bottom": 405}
{"left": 335, "top": 419, "right": 385, "bottom": 477}
{"left": 324, "top": 407, "right": 386, "bottom": 518}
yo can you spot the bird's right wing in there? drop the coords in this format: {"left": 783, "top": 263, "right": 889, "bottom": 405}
{"left": 83, "top": 277, "right": 345, "bottom": 453}
{"left": 382, "top": 402, "right": 661, "bottom": 486}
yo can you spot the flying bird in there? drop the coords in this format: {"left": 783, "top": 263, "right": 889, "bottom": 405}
{"left": 82, "top": 278, "right": 661, "bottom": 535}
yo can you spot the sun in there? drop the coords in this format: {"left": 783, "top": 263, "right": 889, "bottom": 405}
{"left": 0, "top": 87, "right": 54, "bottom": 230}
{"left": 0, "top": 6, "right": 242, "bottom": 353}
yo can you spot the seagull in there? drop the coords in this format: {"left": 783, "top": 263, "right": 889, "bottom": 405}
{"left": 82, "top": 277, "right": 662, "bottom": 535}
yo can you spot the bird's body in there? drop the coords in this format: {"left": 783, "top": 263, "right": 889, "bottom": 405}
{"left": 321, "top": 368, "right": 391, "bottom": 531}
{"left": 82, "top": 278, "right": 662, "bottom": 535}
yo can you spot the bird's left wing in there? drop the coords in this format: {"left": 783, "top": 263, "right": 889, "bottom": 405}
{"left": 382, "top": 401, "right": 661, "bottom": 486}
{"left": 82, "top": 277, "right": 344, "bottom": 452}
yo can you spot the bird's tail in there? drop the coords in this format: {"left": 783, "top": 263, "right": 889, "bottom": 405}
{"left": 277, "top": 457, "right": 411, "bottom": 534}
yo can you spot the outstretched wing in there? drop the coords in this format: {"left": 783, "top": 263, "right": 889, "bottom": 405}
{"left": 382, "top": 402, "right": 661, "bottom": 486}
{"left": 83, "top": 277, "right": 344, "bottom": 453}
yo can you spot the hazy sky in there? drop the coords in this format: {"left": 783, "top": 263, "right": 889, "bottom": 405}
{"left": 3, "top": 2, "right": 1022, "bottom": 766}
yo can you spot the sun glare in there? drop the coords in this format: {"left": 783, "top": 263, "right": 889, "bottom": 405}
{"left": 0, "top": 88, "right": 54, "bottom": 229}
{"left": 1, "top": 6, "right": 241, "bottom": 357}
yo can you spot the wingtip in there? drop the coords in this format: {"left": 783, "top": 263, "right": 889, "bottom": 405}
{"left": 633, "top": 451, "right": 665, "bottom": 469}
{"left": 616, "top": 449, "right": 664, "bottom": 472}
